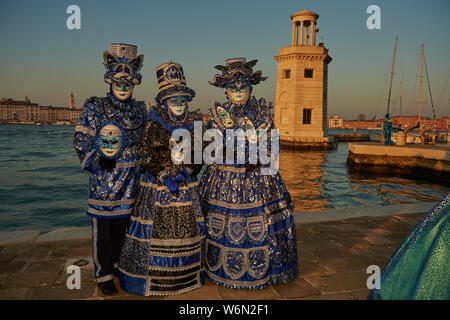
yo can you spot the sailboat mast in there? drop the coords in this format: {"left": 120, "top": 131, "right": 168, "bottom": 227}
{"left": 418, "top": 44, "right": 424, "bottom": 124}
{"left": 399, "top": 81, "right": 402, "bottom": 116}
{"left": 386, "top": 37, "right": 398, "bottom": 115}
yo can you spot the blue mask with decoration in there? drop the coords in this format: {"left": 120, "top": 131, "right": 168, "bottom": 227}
{"left": 95, "top": 121, "right": 126, "bottom": 159}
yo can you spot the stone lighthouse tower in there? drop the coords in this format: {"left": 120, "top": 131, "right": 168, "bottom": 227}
{"left": 274, "top": 9, "right": 333, "bottom": 149}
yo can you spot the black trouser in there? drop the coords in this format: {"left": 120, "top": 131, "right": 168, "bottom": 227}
{"left": 91, "top": 217, "right": 129, "bottom": 283}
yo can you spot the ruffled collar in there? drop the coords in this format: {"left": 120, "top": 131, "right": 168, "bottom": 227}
{"left": 149, "top": 104, "right": 201, "bottom": 132}
{"left": 106, "top": 92, "right": 133, "bottom": 109}
{"left": 210, "top": 96, "right": 272, "bottom": 130}
{"left": 103, "top": 93, "right": 145, "bottom": 130}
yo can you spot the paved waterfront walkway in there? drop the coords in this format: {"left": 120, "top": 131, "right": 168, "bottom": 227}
{"left": 0, "top": 205, "right": 430, "bottom": 300}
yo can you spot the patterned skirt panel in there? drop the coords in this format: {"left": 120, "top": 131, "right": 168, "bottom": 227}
{"left": 118, "top": 173, "right": 206, "bottom": 296}
{"left": 199, "top": 164, "right": 298, "bottom": 289}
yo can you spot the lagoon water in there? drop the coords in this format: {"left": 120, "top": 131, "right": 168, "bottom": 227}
{"left": 0, "top": 124, "right": 448, "bottom": 233}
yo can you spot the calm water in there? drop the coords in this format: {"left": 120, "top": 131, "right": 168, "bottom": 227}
{"left": 0, "top": 125, "right": 448, "bottom": 232}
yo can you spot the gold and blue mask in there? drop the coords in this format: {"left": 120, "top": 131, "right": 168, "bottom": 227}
{"left": 95, "top": 122, "right": 126, "bottom": 159}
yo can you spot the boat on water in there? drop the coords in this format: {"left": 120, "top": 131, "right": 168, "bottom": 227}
{"left": 369, "top": 130, "right": 381, "bottom": 142}
{"left": 53, "top": 121, "right": 72, "bottom": 125}
{"left": 368, "top": 130, "right": 421, "bottom": 144}
{"left": 376, "top": 129, "right": 449, "bottom": 144}
{"left": 371, "top": 40, "right": 448, "bottom": 145}
{"left": 348, "top": 38, "right": 450, "bottom": 184}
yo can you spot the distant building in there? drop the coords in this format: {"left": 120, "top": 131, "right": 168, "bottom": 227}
{"left": 38, "top": 105, "right": 81, "bottom": 124}
{"left": 51, "top": 106, "right": 66, "bottom": 122}
{"left": 391, "top": 116, "right": 449, "bottom": 131}
{"left": 439, "top": 116, "right": 450, "bottom": 130}
{"left": 0, "top": 97, "right": 40, "bottom": 122}
{"left": 328, "top": 116, "right": 343, "bottom": 128}
{"left": 71, "top": 108, "right": 82, "bottom": 122}
{"left": 0, "top": 95, "right": 82, "bottom": 124}
{"left": 342, "top": 119, "right": 383, "bottom": 129}
{"left": 339, "top": 115, "right": 449, "bottom": 131}
{"left": 69, "top": 92, "right": 81, "bottom": 122}
{"left": 40, "top": 106, "right": 49, "bottom": 123}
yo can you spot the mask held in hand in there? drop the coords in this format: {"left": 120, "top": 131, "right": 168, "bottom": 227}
{"left": 95, "top": 121, "right": 126, "bottom": 159}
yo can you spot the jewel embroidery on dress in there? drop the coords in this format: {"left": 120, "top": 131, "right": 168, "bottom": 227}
{"left": 223, "top": 248, "right": 247, "bottom": 280}
{"left": 208, "top": 213, "right": 226, "bottom": 239}
{"left": 227, "top": 216, "right": 246, "bottom": 244}
{"left": 244, "top": 118, "right": 268, "bottom": 145}
{"left": 215, "top": 106, "right": 234, "bottom": 128}
{"left": 206, "top": 240, "right": 222, "bottom": 271}
{"left": 102, "top": 96, "right": 145, "bottom": 130}
{"left": 246, "top": 247, "right": 270, "bottom": 279}
{"left": 247, "top": 215, "right": 266, "bottom": 243}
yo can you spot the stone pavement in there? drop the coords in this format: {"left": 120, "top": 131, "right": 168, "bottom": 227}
{"left": 0, "top": 211, "right": 424, "bottom": 300}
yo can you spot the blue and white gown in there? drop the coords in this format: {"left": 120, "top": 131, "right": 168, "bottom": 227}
{"left": 199, "top": 97, "right": 299, "bottom": 289}
{"left": 118, "top": 105, "right": 206, "bottom": 296}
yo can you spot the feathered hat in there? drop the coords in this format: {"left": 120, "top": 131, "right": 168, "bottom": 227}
{"left": 209, "top": 58, "right": 267, "bottom": 88}
{"left": 155, "top": 62, "right": 195, "bottom": 105}
{"left": 103, "top": 43, "right": 144, "bottom": 86}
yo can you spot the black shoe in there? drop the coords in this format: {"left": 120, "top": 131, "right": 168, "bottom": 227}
{"left": 98, "top": 280, "right": 118, "bottom": 295}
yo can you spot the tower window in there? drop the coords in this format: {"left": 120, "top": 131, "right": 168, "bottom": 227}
{"left": 303, "top": 108, "right": 312, "bottom": 124}
{"left": 283, "top": 69, "right": 291, "bottom": 79}
{"left": 304, "top": 69, "right": 313, "bottom": 78}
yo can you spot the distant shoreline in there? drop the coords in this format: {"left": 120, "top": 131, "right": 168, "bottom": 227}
{"left": 0, "top": 121, "right": 75, "bottom": 126}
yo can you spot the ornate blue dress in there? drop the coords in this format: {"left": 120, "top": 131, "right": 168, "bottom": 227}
{"left": 199, "top": 97, "right": 299, "bottom": 289}
{"left": 118, "top": 105, "right": 206, "bottom": 296}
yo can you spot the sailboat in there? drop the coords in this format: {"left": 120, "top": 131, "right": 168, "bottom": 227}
{"left": 371, "top": 40, "right": 441, "bottom": 144}
{"left": 402, "top": 44, "right": 439, "bottom": 144}
{"left": 369, "top": 37, "right": 398, "bottom": 143}
{"left": 402, "top": 44, "right": 426, "bottom": 144}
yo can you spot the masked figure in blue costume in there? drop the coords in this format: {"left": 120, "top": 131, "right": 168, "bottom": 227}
{"left": 199, "top": 58, "right": 298, "bottom": 289}
{"left": 368, "top": 193, "right": 449, "bottom": 300}
{"left": 118, "top": 62, "right": 205, "bottom": 296}
{"left": 383, "top": 113, "right": 394, "bottom": 145}
{"left": 73, "top": 43, "right": 147, "bottom": 295}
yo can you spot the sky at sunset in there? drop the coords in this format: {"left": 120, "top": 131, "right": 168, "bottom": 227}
{"left": 0, "top": 0, "right": 449, "bottom": 120}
